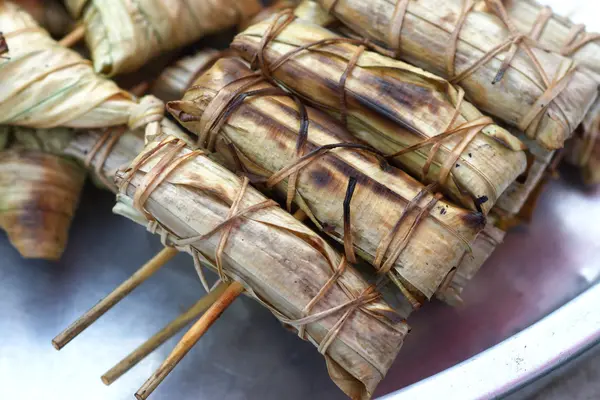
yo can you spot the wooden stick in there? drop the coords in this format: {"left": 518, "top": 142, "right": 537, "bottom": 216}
{"left": 101, "top": 281, "right": 228, "bottom": 385}
{"left": 52, "top": 247, "right": 179, "bottom": 350}
{"left": 130, "top": 81, "right": 150, "bottom": 97}
{"left": 134, "top": 281, "right": 244, "bottom": 400}
{"left": 58, "top": 24, "right": 85, "bottom": 48}
{"left": 293, "top": 208, "right": 307, "bottom": 221}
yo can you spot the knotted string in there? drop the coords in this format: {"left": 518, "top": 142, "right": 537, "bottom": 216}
{"left": 249, "top": 9, "right": 386, "bottom": 126}
{"left": 374, "top": 183, "right": 443, "bottom": 309}
{"left": 449, "top": 0, "right": 575, "bottom": 136}
{"left": 122, "top": 138, "right": 278, "bottom": 282}
{"left": 386, "top": 86, "right": 494, "bottom": 203}
{"left": 374, "top": 184, "right": 442, "bottom": 276}
{"left": 149, "top": 208, "right": 382, "bottom": 355}
{"left": 147, "top": 219, "right": 212, "bottom": 292}
{"left": 84, "top": 126, "right": 127, "bottom": 191}
{"left": 128, "top": 94, "right": 165, "bottom": 142}
{"left": 387, "top": 0, "right": 410, "bottom": 58}
{"left": 188, "top": 11, "right": 469, "bottom": 301}
{"left": 338, "top": 42, "right": 367, "bottom": 126}
{"left": 183, "top": 60, "right": 397, "bottom": 266}
{"left": 380, "top": 0, "right": 575, "bottom": 137}
{"left": 560, "top": 23, "right": 600, "bottom": 57}
{"left": 528, "top": 6, "right": 553, "bottom": 43}
{"left": 509, "top": 4, "right": 599, "bottom": 154}
{"left": 342, "top": 177, "right": 358, "bottom": 263}
{"left": 250, "top": 10, "right": 495, "bottom": 207}
{"left": 272, "top": 246, "right": 385, "bottom": 354}
{"left": 193, "top": 71, "right": 454, "bottom": 304}
{"left": 78, "top": 90, "right": 167, "bottom": 191}
{"left": 122, "top": 138, "right": 383, "bottom": 353}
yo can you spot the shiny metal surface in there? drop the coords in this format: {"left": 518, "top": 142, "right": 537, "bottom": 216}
{"left": 0, "top": 183, "right": 345, "bottom": 400}
{"left": 1, "top": 174, "right": 599, "bottom": 400}
{"left": 375, "top": 175, "right": 600, "bottom": 397}
{"left": 384, "top": 280, "right": 600, "bottom": 400}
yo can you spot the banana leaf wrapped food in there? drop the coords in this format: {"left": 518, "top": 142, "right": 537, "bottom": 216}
{"left": 0, "top": 127, "right": 85, "bottom": 260}
{"left": 114, "top": 135, "right": 408, "bottom": 400}
{"left": 316, "top": 0, "right": 598, "bottom": 151}
{"left": 148, "top": 45, "right": 487, "bottom": 308}
{"left": 0, "top": 0, "right": 163, "bottom": 135}
{"left": 0, "top": 123, "right": 134, "bottom": 260}
{"left": 493, "top": 0, "right": 600, "bottom": 78}
{"left": 168, "top": 57, "right": 487, "bottom": 307}
{"left": 8, "top": 116, "right": 193, "bottom": 192}
{"left": 0, "top": 0, "right": 193, "bottom": 257}
{"left": 485, "top": 0, "right": 600, "bottom": 185}
{"left": 231, "top": 14, "right": 527, "bottom": 214}
{"left": 63, "top": 0, "right": 261, "bottom": 76}
{"left": 0, "top": 0, "right": 191, "bottom": 165}
{"left": 149, "top": 1, "right": 336, "bottom": 103}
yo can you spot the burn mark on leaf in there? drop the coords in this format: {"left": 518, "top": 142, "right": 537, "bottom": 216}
{"left": 461, "top": 211, "right": 487, "bottom": 230}
{"left": 310, "top": 167, "right": 333, "bottom": 188}
{"left": 0, "top": 32, "right": 8, "bottom": 58}
{"left": 322, "top": 222, "right": 337, "bottom": 233}
{"left": 473, "top": 195, "right": 489, "bottom": 214}
{"left": 440, "top": 11, "right": 458, "bottom": 24}
{"left": 491, "top": 134, "right": 513, "bottom": 149}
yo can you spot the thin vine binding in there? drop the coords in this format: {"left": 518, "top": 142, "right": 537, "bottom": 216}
{"left": 115, "top": 136, "right": 408, "bottom": 400}
{"left": 168, "top": 57, "right": 486, "bottom": 303}
{"left": 487, "top": 0, "right": 600, "bottom": 185}
{"left": 231, "top": 12, "right": 528, "bottom": 214}
{"left": 317, "top": 0, "right": 598, "bottom": 150}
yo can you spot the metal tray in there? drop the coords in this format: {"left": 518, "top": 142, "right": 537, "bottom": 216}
{"left": 2, "top": 172, "right": 599, "bottom": 400}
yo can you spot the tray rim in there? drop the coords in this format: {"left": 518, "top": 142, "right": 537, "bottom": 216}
{"left": 382, "top": 282, "right": 600, "bottom": 400}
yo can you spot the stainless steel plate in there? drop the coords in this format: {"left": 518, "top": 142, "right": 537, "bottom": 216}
{"left": 2, "top": 173, "right": 598, "bottom": 400}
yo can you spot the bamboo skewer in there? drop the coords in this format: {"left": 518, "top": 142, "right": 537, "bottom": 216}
{"left": 135, "top": 281, "right": 245, "bottom": 400}
{"left": 101, "top": 281, "right": 229, "bottom": 385}
{"left": 52, "top": 247, "right": 178, "bottom": 350}
{"left": 57, "top": 23, "right": 84, "bottom": 47}
{"left": 292, "top": 208, "right": 307, "bottom": 221}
